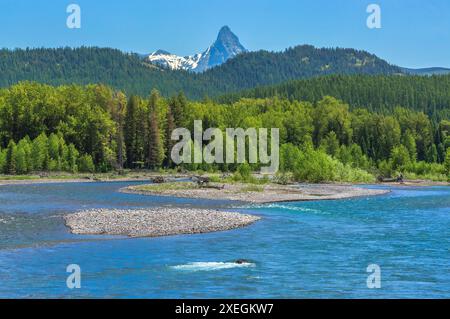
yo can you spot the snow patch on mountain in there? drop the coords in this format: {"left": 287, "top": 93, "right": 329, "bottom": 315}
{"left": 147, "top": 50, "right": 203, "bottom": 71}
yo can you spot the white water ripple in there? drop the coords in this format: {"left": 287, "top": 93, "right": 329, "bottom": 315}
{"left": 244, "top": 203, "right": 323, "bottom": 214}
{"left": 171, "top": 262, "right": 255, "bottom": 272}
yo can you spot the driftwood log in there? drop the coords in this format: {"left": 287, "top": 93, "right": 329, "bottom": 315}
{"left": 192, "top": 176, "right": 210, "bottom": 186}
{"left": 192, "top": 176, "right": 225, "bottom": 190}
{"left": 377, "top": 175, "right": 404, "bottom": 183}
{"left": 151, "top": 176, "right": 166, "bottom": 184}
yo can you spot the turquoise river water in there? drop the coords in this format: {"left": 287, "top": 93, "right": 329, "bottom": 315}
{"left": 0, "top": 181, "right": 449, "bottom": 298}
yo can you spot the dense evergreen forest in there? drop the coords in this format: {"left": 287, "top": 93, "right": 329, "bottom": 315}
{"left": 0, "top": 82, "right": 449, "bottom": 182}
{"left": 219, "top": 74, "right": 450, "bottom": 123}
{"left": 0, "top": 46, "right": 401, "bottom": 99}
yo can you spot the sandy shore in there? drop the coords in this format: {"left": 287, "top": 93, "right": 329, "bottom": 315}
{"left": 123, "top": 182, "right": 390, "bottom": 204}
{"left": 64, "top": 208, "right": 260, "bottom": 238}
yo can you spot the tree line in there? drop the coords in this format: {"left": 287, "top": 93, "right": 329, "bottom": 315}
{"left": 0, "top": 133, "right": 94, "bottom": 175}
{"left": 0, "top": 82, "right": 449, "bottom": 181}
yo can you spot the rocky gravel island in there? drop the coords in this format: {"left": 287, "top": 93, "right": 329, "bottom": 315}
{"left": 64, "top": 208, "right": 261, "bottom": 238}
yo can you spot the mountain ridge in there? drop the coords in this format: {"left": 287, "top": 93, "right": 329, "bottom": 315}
{"left": 0, "top": 37, "right": 446, "bottom": 99}
{"left": 401, "top": 67, "right": 450, "bottom": 76}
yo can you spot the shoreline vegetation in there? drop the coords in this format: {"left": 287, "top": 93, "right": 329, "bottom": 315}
{"left": 0, "top": 82, "right": 449, "bottom": 186}
{"left": 0, "top": 170, "right": 447, "bottom": 187}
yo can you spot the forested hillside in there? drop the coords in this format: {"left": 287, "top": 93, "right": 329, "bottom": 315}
{"left": 0, "top": 82, "right": 448, "bottom": 182}
{"left": 0, "top": 46, "right": 402, "bottom": 99}
{"left": 200, "top": 45, "right": 401, "bottom": 93}
{"left": 219, "top": 74, "right": 450, "bottom": 123}
{"left": 0, "top": 47, "right": 208, "bottom": 97}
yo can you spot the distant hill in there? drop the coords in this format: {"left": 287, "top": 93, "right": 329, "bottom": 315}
{"left": 401, "top": 67, "right": 450, "bottom": 76}
{"left": 199, "top": 45, "right": 402, "bottom": 93}
{"left": 0, "top": 45, "right": 411, "bottom": 99}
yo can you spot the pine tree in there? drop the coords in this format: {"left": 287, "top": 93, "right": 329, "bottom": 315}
{"left": 147, "top": 110, "right": 164, "bottom": 169}
{"left": 124, "top": 95, "right": 138, "bottom": 168}
{"left": 17, "top": 137, "right": 32, "bottom": 172}
{"left": 48, "top": 133, "right": 61, "bottom": 170}
{"left": 59, "top": 137, "right": 69, "bottom": 171}
{"left": 48, "top": 134, "right": 60, "bottom": 161}
{"left": 67, "top": 144, "right": 79, "bottom": 173}
{"left": 146, "top": 90, "right": 164, "bottom": 169}
{"left": 15, "top": 145, "right": 27, "bottom": 174}
{"left": 31, "top": 133, "right": 48, "bottom": 171}
{"left": 5, "top": 140, "right": 17, "bottom": 175}
{"left": 171, "top": 92, "right": 188, "bottom": 127}
{"left": 0, "top": 149, "right": 6, "bottom": 173}
{"left": 427, "top": 144, "right": 438, "bottom": 163}
{"left": 164, "top": 105, "right": 176, "bottom": 167}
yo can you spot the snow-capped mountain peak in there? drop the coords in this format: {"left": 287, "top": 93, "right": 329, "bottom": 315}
{"left": 144, "top": 26, "right": 246, "bottom": 73}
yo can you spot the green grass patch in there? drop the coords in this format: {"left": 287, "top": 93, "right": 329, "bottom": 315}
{"left": 134, "top": 182, "right": 199, "bottom": 192}
{"left": 0, "top": 175, "right": 41, "bottom": 180}
{"left": 239, "top": 184, "right": 264, "bottom": 192}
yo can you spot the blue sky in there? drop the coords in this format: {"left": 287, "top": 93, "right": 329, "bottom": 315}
{"left": 1, "top": 0, "right": 449, "bottom": 68}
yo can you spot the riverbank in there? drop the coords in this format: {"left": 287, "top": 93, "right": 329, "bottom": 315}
{"left": 64, "top": 208, "right": 261, "bottom": 238}
{"left": 0, "top": 172, "right": 189, "bottom": 186}
{"left": 381, "top": 179, "right": 450, "bottom": 187}
{"left": 1, "top": 173, "right": 446, "bottom": 188}
{"left": 122, "top": 182, "right": 390, "bottom": 204}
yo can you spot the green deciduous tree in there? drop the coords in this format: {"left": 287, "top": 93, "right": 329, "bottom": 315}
{"left": 78, "top": 154, "right": 95, "bottom": 173}
{"left": 444, "top": 148, "right": 450, "bottom": 176}
{"left": 390, "top": 145, "right": 411, "bottom": 171}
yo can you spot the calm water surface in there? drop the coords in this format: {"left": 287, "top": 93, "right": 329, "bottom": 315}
{"left": 0, "top": 181, "right": 449, "bottom": 298}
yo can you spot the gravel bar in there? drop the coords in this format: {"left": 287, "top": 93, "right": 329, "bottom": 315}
{"left": 64, "top": 208, "right": 261, "bottom": 238}
{"left": 123, "top": 183, "right": 390, "bottom": 204}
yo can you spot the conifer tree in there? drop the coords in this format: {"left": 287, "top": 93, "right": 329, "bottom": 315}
{"left": 31, "top": 133, "right": 49, "bottom": 171}
{"left": 147, "top": 90, "right": 165, "bottom": 169}
{"left": 115, "top": 93, "right": 126, "bottom": 172}
{"left": 15, "top": 145, "right": 27, "bottom": 174}
{"left": 124, "top": 95, "right": 139, "bottom": 168}
{"left": 67, "top": 144, "right": 79, "bottom": 173}
{"left": 5, "top": 140, "right": 17, "bottom": 175}
{"left": 172, "top": 92, "right": 188, "bottom": 127}
{"left": 147, "top": 110, "right": 164, "bottom": 169}
{"left": 164, "top": 105, "right": 176, "bottom": 167}
{"left": 0, "top": 148, "right": 6, "bottom": 173}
